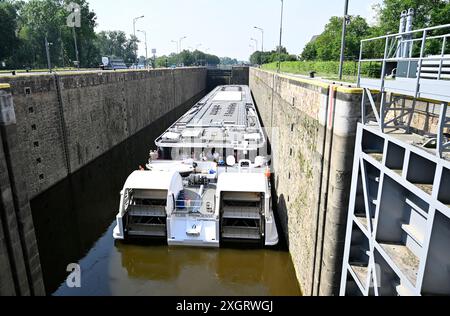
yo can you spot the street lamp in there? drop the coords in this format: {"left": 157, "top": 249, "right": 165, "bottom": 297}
{"left": 171, "top": 40, "right": 179, "bottom": 54}
{"left": 277, "top": 0, "right": 284, "bottom": 73}
{"left": 133, "top": 15, "right": 144, "bottom": 64}
{"left": 179, "top": 36, "right": 187, "bottom": 52}
{"left": 137, "top": 30, "right": 148, "bottom": 67}
{"left": 254, "top": 26, "right": 264, "bottom": 52}
{"left": 250, "top": 38, "right": 259, "bottom": 52}
{"left": 338, "top": 0, "right": 350, "bottom": 81}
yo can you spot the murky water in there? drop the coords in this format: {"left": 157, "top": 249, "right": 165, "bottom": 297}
{"left": 30, "top": 104, "right": 301, "bottom": 296}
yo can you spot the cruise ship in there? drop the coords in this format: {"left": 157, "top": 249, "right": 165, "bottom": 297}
{"left": 113, "top": 85, "right": 279, "bottom": 248}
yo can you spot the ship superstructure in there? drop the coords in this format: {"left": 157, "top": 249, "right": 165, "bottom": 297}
{"left": 113, "top": 85, "right": 278, "bottom": 248}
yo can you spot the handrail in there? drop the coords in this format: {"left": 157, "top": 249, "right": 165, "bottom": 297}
{"left": 361, "top": 24, "right": 450, "bottom": 42}
{"left": 357, "top": 23, "right": 450, "bottom": 158}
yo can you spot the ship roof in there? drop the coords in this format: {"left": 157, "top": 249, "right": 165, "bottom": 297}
{"left": 155, "top": 85, "right": 266, "bottom": 150}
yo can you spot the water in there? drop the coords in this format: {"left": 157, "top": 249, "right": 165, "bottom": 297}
{"left": 30, "top": 104, "right": 301, "bottom": 296}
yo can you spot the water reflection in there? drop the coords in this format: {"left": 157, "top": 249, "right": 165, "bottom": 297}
{"left": 30, "top": 100, "right": 301, "bottom": 296}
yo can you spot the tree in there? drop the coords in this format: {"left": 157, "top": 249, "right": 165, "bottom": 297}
{"left": 250, "top": 46, "right": 297, "bottom": 64}
{"left": 10, "top": 0, "right": 99, "bottom": 68}
{"left": 373, "top": 0, "right": 450, "bottom": 34}
{"left": 179, "top": 49, "right": 195, "bottom": 66}
{"left": 154, "top": 50, "right": 221, "bottom": 68}
{"left": 301, "top": 15, "right": 370, "bottom": 61}
{"left": 95, "top": 31, "right": 139, "bottom": 65}
{"left": 0, "top": 0, "right": 19, "bottom": 66}
{"left": 220, "top": 57, "right": 239, "bottom": 65}
{"left": 63, "top": 0, "right": 99, "bottom": 68}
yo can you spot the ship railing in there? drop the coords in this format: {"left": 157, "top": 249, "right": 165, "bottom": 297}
{"left": 174, "top": 199, "right": 214, "bottom": 215}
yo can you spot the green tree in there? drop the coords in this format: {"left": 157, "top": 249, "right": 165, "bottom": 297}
{"left": 301, "top": 15, "right": 370, "bottom": 61}
{"left": 11, "top": 0, "right": 99, "bottom": 68}
{"left": 0, "top": 0, "right": 20, "bottom": 66}
{"left": 373, "top": 0, "right": 450, "bottom": 33}
{"left": 250, "top": 46, "right": 297, "bottom": 64}
{"left": 95, "top": 31, "right": 139, "bottom": 65}
{"left": 63, "top": 0, "right": 99, "bottom": 68}
{"left": 220, "top": 57, "right": 239, "bottom": 65}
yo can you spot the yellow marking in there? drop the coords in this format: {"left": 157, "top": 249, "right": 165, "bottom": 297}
{"left": 335, "top": 86, "right": 363, "bottom": 94}
{"left": 0, "top": 83, "right": 11, "bottom": 89}
{"left": 254, "top": 68, "right": 330, "bottom": 89}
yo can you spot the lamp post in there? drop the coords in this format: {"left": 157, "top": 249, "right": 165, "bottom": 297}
{"left": 133, "top": 15, "right": 144, "bottom": 65}
{"left": 205, "top": 48, "right": 210, "bottom": 67}
{"left": 137, "top": 30, "right": 148, "bottom": 68}
{"left": 178, "top": 36, "right": 187, "bottom": 66}
{"left": 171, "top": 40, "right": 179, "bottom": 54}
{"left": 254, "top": 26, "right": 264, "bottom": 52}
{"left": 338, "top": 0, "right": 350, "bottom": 81}
{"left": 278, "top": 0, "right": 284, "bottom": 73}
{"left": 250, "top": 38, "right": 258, "bottom": 52}
{"left": 179, "top": 36, "right": 187, "bottom": 52}
{"left": 45, "top": 36, "right": 53, "bottom": 73}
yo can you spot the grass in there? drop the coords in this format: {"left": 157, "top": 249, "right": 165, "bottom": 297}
{"left": 261, "top": 61, "right": 381, "bottom": 83}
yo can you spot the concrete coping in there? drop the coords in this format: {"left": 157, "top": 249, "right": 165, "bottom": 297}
{"left": 0, "top": 83, "right": 11, "bottom": 89}
{"left": 0, "top": 67, "right": 206, "bottom": 79}
{"left": 253, "top": 68, "right": 364, "bottom": 94}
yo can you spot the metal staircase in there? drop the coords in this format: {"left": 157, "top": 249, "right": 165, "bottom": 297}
{"left": 341, "top": 12, "right": 450, "bottom": 297}
{"left": 355, "top": 12, "right": 450, "bottom": 158}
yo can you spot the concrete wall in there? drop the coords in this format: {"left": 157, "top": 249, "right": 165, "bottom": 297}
{"left": 0, "top": 68, "right": 207, "bottom": 295}
{"left": 0, "top": 68, "right": 206, "bottom": 199}
{"left": 0, "top": 84, "right": 45, "bottom": 296}
{"left": 250, "top": 68, "right": 362, "bottom": 296}
{"left": 231, "top": 67, "right": 250, "bottom": 85}
{"left": 206, "top": 66, "right": 249, "bottom": 91}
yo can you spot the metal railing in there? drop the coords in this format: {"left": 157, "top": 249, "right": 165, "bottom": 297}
{"left": 357, "top": 23, "right": 450, "bottom": 88}
{"left": 357, "top": 24, "right": 450, "bottom": 158}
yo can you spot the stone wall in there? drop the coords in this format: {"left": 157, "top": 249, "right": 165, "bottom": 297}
{"left": 0, "top": 68, "right": 206, "bottom": 198}
{"left": 231, "top": 66, "right": 250, "bottom": 85}
{"left": 0, "top": 84, "right": 45, "bottom": 296}
{"left": 250, "top": 68, "right": 362, "bottom": 296}
{"left": 0, "top": 68, "right": 207, "bottom": 295}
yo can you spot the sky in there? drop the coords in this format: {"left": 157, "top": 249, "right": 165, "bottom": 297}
{"left": 88, "top": 0, "right": 382, "bottom": 61}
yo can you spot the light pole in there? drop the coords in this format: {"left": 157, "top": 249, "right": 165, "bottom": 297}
{"left": 137, "top": 30, "right": 148, "bottom": 67}
{"left": 205, "top": 48, "right": 210, "bottom": 67}
{"left": 254, "top": 26, "right": 264, "bottom": 52}
{"left": 338, "top": 0, "right": 350, "bottom": 81}
{"left": 177, "top": 36, "right": 187, "bottom": 66}
{"left": 45, "top": 36, "right": 53, "bottom": 73}
{"left": 171, "top": 40, "right": 179, "bottom": 54}
{"left": 194, "top": 44, "right": 202, "bottom": 65}
{"left": 179, "top": 36, "right": 187, "bottom": 52}
{"left": 278, "top": 0, "right": 284, "bottom": 73}
{"left": 72, "top": 26, "right": 80, "bottom": 69}
{"left": 250, "top": 38, "right": 258, "bottom": 52}
{"left": 133, "top": 15, "right": 144, "bottom": 65}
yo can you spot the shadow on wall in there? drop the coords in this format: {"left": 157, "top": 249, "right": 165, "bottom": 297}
{"left": 29, "top": 93, "right": 204, "bottom": 294}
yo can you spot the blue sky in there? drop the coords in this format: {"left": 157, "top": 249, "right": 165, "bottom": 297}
{"left": 89, "top": 0, "right": 382, "bottom": 61}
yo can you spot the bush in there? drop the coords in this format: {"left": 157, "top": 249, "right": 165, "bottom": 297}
{"left": 261, "top": 60, "right": 381, "bottom": 80}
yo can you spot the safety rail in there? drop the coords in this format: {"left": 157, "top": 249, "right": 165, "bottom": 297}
{"left": 175, "top": 199, "right": 214, "bottom": 214}
{"left": 357, "top": 23, "right": 450, "bottom": 158}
